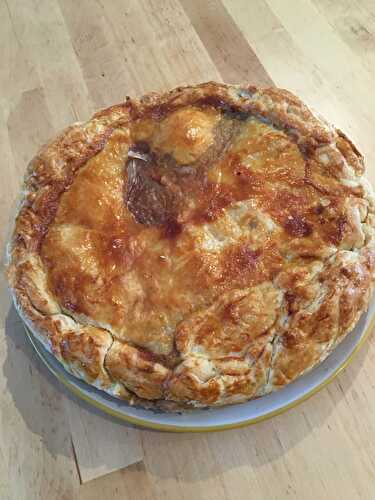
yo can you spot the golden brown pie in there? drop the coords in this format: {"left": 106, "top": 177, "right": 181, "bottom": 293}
{"left": 6, "top": 82, "right": 375, "bottom": 409}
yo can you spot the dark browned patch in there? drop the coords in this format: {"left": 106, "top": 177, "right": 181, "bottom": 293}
{"left": 325, "top": 215, "right": 347, "bottom": 245}
{"left": 285, "top": 291, "right": 296, "bottom": 315}
{"left": 63, "top": 300, "right": 78, "bottom": 313}
{"left": 163, "top": 219, "right": 182, "bottom": 238}
{"left": 135, "top": 89, "right": 246, "bottom": 123}
{"left": 283, "top": 214, "right": 313, "bottom": 237}
{"left": 224, "top": 246, "right": 261, "bottom": 281}
{"left": 311, "top": 204, "right": 324, "bottom": 215}
{"left": 195, "top": 95, "right": 232, "bottom": 111}
{"left": 126, "top": 156, "right": 176, "bottom": 226}
{"left": 222, "top": 297, "right": 247, "bottom": 324}
{"left": 126, "top": 113, "right": 240, "bottom": 231}
{"left": 198, "top": 187, "right": 233, "bottom": 223}
{"left": 282, "top": 329, "right": 301, "bottom": 348}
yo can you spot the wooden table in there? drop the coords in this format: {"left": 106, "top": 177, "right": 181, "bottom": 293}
{"left": 1, "top": 1, "right": 375, "bottom": 498}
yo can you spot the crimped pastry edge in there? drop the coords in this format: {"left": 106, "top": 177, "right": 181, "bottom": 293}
{"left": 6, "top": 82, "right": 375, "bottom": 411}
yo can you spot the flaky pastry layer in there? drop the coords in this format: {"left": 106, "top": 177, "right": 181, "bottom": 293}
{"left": 6, "top": 82, "right": 375, "bottom": 409}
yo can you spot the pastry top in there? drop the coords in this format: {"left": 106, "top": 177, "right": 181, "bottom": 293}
{"left": 7, "top": 82, "right": 375, "bottom": 408}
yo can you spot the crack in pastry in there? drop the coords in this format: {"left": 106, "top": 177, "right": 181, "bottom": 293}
{"left": 125, "top": 111, "right": 239, "bottom": 233}
{"left": 6, "top": 82, "right": 375, "bottom": 410}
{"left": 126, "top": 154, "right": 176, "bottom": 227}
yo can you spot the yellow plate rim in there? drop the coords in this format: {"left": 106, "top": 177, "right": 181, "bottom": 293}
{"left": 24, "top": 317, "right": 374, "bottom": 433}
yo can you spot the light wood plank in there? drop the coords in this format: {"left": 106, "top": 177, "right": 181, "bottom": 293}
{"left": 6, "top": 0, "right": 94, "bottom": 128}
{"left": 79, "top": 462, "right": 156, "bottom": 500}
{"left": 312, "top": 0, "right": 375, "bottom": 76}
{"left": 83, "top": 0, "right": 221, "bottom": 94}
{"left": 67, "top": 400, "right": 143, "bottom": 483}
{"left": 57, "top": 0, "right": 139, "bottom": 110}
{"left": 0, "top": 29, "right": 79, "bottom": 494}
{"left": 1, "top": 0, "right": 144, "bottom": 486}
{"left": 0, "top": 317, "right": 78, "bottom": 500}
{"left": 179, "top": 0, "right": 273, "bottom": 86}
{"left": 0, "top": 0, "right": 40, "bottom": 104}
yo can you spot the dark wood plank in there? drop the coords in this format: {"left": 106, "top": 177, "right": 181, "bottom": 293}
{"left": 179, "top": 0, "right": 273, "bottom": 86}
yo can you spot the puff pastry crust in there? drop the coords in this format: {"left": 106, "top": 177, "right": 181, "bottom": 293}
{"left": 6, "top": 82, "right": 375, "bottom": 409}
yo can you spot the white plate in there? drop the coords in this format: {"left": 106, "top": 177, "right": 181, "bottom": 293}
{"left": 24, "top": 301, "right": 375, "bottom": 432}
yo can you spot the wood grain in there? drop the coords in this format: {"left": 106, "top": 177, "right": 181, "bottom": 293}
{"left": 1, "top": 0, "right": 375, "bottom": 498}
{"left": 179, "top": 0, "right": 273, "bottom": 85}
{"left": 66, "top": 400, "right": 143, "bottom": 484}
{"left": 1, "top": 0, "right": 144, "bottom": 487}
